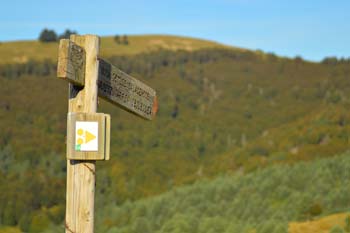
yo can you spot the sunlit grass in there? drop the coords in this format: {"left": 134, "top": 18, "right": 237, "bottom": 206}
{"left": 0, "top": 35, "right": 228, "bottom": 64}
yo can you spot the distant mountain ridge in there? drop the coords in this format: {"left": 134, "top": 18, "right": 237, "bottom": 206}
{"left": 0, "top": 35, "right": 229, "bottom": 64}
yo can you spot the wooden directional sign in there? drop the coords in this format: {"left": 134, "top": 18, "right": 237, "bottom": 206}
{"left": 57, "top": 39, "right": 86, "bottom": 86}
{"left": 57, "top": 38, "right": 158, "bottom": 120}
{"left": 98, "top": 58, "right": 158, "bottom": 120}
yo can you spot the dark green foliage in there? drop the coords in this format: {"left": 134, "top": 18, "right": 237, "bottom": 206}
{"left": 308, "top": 202, "right": 323, "bottom": 217}
{"left": 93, "top": 153, "right": 350, "bottom": 233}
{"left": 330, "top": 226, "right": 345, "bottom": 233}
{"left": 38, "top": 28, "right": 57, "bottom": 42}
{"left": 0, "top": 145, "right": 13, "bottom": 173}
{"left": 294, "top": 55, "right": 304, "bottom": 63}
{"left": 47, "top": 205, "right": 65, "bottom": 225}
{"left": 114, "top": 35, "right": 121, "bottom": 44}
{"left": 19, "top": 214, "right": 32, "bottom": 232}
{"left": 28, "top": 213, "right": 50, "bottom": 233}
{"left": 58, "top": 29, "right": 77, "bottom": 39}
{"left": 95, "top": 153, "right": 350, "bottom": 233}
{"left": 345, "top": 215, "right": 350, "bottom": 232}
{"left": 322, "top": 57, "right": 350, "bottom": 65}
{"left": 122, "top": 35, "right": 129, "bottom": 45}
{"left": 171, "top": 105, "right": 179, "bottom": 118}
{"left": 2, "top": 202, "right": 16, "bottom": 226}
{"left": 114, "top": 34, "right": 129, "bottom": 45}
{"left": 0, "top": 48, "right": 259, "bottom": 79}
{"left": 0, "top": 59, "right": 56, "bottom": 79}
{"left": 249, "top": 146, "right": 269, "bottom": 156}
{"left": 1, "top": 47, "right": 350, "bottom": 231}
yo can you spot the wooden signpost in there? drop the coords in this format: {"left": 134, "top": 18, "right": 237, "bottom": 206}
{"left": 57, "top": 34, "right": 158, "bottom": 233}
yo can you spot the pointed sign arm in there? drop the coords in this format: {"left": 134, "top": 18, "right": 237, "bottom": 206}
{"left": 57, "top": 39, "right": 86, "bottom": 86}
{"left": 97, "top": 58, "right": 158, "bottom": 120}
{"left": 57, "top": 38, "right": 158, "bottom": 120}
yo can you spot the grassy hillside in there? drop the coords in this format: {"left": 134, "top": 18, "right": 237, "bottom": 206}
{"left": 289, "top": 213, "right": 350, "bottom": 233}
{"left": 0, "top": 227, "right": 21, "bottom": 233}
{"left": 5, "top": 152, "right": 349, "bottom": 233}
{"left": 0, "top": 35, "right": 350, "bottom": 232}
{"left": 89, "top": 152, "right": 350, "bottom": 233}
{"left": 0, "top": 35, "right": 227, "bottom": 64}
{"left": 215, "top": 104, "right": 350, "bottom": 173}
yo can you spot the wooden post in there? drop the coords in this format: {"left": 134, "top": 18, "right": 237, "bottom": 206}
{"left": 65, "top": 35, "right": 100, "bottom": 233}
{"left": 58, "top": 33, "right": 157, "bottom": 233}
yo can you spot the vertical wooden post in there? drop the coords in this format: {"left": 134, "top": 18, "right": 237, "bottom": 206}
{"left": 65, "top": 35, "right": 100, "bottom": 233}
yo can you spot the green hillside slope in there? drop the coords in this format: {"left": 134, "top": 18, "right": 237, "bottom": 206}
{"left": 0, "top": 36, "right": 350, "bottom": 232}
{"left": 94, "top": 152, "right": 350, "bottom": 233}
{"left": 215, "top": 104, "right": 350, "bottom": 173}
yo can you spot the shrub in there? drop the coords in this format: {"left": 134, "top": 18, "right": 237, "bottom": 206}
{"left": 19, "top": 214, "right": 32, "bottom": 232}
{"left": 114, "top": 35, "right": 121, "bottom": 44}
{"left": 38, "top": 28, "right": 57, "bottom": 42}
{"left": 47, "top": 205, "right": 65, "bottom": 224}
{"left": 307, "top": 202, "right": 323, "bottom": 217}
{"left": 329, "top": 225, "right": 345, "bottom": 233}
{"left": 58, "top": 29, "right": 77, "bottom": 39}
{"left": 322, "top": 57, "right": 338, "bottom": 65}
{"left": 122, "top": 35, "right": 129, "bottom": 45}
{"left": 250, "top": 146, "right": 269, "bottom": 157}
{"left": 345, "top": 215, "right": 350, "bottom": 232}
{"left": 29, "top": 213, "right": 50, "bottom": 233}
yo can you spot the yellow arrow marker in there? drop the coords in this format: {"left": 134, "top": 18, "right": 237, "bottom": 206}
{"left": 85, "top": 130, "right": 96, "bottom": 143}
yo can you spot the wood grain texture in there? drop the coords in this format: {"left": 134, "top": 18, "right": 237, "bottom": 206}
{"left": 57, "top": 39, "right": 86, "bottom": 86}
{"left": 65, "top": 35, "right": 100, "bottom": 233}
{"left": 104, "top": 114, "right": 111, "bottom": 161}
{"left": 98, "top": 58, "right": 158, "bottom": 120}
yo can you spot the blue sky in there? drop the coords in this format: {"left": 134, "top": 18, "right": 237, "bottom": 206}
{"left": 1, "top": 0, "right": 349, "bottom": 61}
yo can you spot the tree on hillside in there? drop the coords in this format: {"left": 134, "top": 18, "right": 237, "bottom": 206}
{"left": 58, "top": 29, "right": 78, "bottom": 39}
{"left": 322, "top": 57, "right": 338, "bottom": 65}
{"left": 114, "top": 34, "right": 121, "bottom": 44}
{"left": 114, "top": 34, "right": 129, "bottom": 45}
{"left": 38, "top": 29, "right": 57, "bottom": 42}
{"left": 345, "top": 215, "right": 350, "bottom": 232}
{"left": 294, "top": 55, "right": 303, "bottom": 63}
{"left": 122, "top": 35, "right": 129, "bottom": 45}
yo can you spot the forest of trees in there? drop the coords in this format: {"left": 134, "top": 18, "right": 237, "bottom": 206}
{"left": 114, "top": 35, "right": 129, "bottom": 45}
{"left": 0, "top": 46, "right": 350, "bottom": 232}
{"left": 95, "top": 152, "right": 350, "bottom": 233}
{"left": 38, "top": 28, "right": 77, "bottom": 42}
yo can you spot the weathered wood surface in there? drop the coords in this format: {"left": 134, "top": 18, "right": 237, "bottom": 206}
{"left": 104, "top": 113, "right": 111, "bottom": 160}
{"left": 65, "top": 35, "right": 99, "bottom": 233}
{"left": 59, "top": 34, "right": 158, "bottom": 233}
{"left": 57, "top": 39, "right": 86, "bottom": 86}
{"left": 98, "top": 58, "right": 158, "bottom": 120}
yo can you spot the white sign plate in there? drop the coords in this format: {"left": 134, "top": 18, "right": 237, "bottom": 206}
{"left": 75, "top": 121, "right": 98, "bottom": 151}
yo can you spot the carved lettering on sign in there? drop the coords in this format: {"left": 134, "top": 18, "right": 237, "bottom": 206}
{"left": 70, "top": 43, "right": 85, "bottom": 81}
{"left": 97, "top": 59, "right": 157, "bottom": 120}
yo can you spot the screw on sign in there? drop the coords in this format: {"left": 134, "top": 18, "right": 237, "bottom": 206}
{"left": 57, "top": 34, "right": 158, "bottom": 233}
